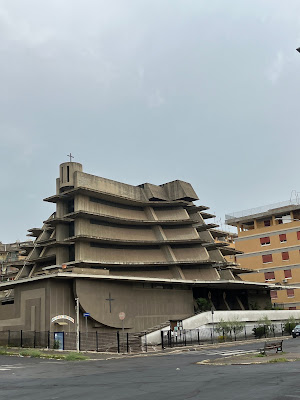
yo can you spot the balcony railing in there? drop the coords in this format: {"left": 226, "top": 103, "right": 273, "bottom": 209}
{"left": 225, "top": 198, "right": 300, "bottom": 223}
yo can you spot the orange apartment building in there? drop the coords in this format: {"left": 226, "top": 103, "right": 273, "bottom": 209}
{"left": 226, "top": 201, "right": 300, "bottom": 310}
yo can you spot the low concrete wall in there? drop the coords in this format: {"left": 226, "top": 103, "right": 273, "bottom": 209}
{"left": 146, "top": 310, "right": 300, "bottom": 345}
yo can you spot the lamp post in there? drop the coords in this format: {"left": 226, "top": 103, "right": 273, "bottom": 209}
{"left": 211, "top": 307, "right": 215, "bottom": 344}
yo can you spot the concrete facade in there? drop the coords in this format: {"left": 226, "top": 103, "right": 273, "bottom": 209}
{"left": 0, "top": 162, "right": 274, "bottom": 333}
{"left": 226, "top": 201, "right": 300, "bottom": 309}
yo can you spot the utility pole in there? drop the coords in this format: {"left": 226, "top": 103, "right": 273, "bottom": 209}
{"left": 75, "top": 297, "right": 80, "bottom": 352}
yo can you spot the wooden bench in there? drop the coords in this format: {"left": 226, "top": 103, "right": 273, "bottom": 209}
{"left": 259, "top": 340, "right": 283, "bottom": 355}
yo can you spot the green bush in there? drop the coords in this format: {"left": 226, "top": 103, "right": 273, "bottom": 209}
{"left": 53, "top": 340, "right": 60, "bottom": 349}
{"left": 196, "top": 298, "right": 211, "bottom": 312}
{"left": 253, "top": 316, "right": 272, "bottom": 338}
{"left": 284, "top": 317, "right": 299, "bottom": 334}
{"left": 215, "top": 319, "right": 245, "bottom": 339}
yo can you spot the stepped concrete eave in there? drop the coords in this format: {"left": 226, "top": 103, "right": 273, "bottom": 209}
{"left": 43, "top": 187, "right": 193, "bottom": 208}
{"left": 64, "top": 235, "right": 206, "bottom": 246}
{"left": 0, "top": 271, "right": 287, "bottom": 290}
{"left": 56, "top": 259, "right": 217, "bottom": 268}
{"left": 57, "top": 210, "right": 199, "bottom": 226}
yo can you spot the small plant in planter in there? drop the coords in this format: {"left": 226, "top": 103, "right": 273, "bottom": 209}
{"left": 53, "top": 340, "right": 60, "bottom": 349}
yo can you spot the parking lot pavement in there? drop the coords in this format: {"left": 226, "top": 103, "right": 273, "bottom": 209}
{"left": 0, "top": 339, "right": 300, "bottom": 400}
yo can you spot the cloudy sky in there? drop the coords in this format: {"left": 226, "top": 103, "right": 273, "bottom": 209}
{"left": 1, "top": 0, "right": 300, "bottom": 243}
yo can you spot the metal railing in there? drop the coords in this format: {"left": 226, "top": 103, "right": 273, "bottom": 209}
{"left": 226, "top": 198, "right": 300, "bottom": 223}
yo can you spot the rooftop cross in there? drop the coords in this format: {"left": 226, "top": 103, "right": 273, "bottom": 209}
{"left": 67, "top": 153, "right": 74, "bottom": 162}
{"left": 105, "top": 292, "right": 115, "bottom": 313}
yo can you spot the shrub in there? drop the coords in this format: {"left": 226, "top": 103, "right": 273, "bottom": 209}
{"left": 284, "top": 317, "right": 299, "bottom": 334}
{"left": 53, "top": 340, "right": 60, "bottom": 349}
{"left": 215, "top": 319, "right": 245, "bottom": 340}
{"left": 253, "top": 316, "right": 272, "bottom": 338}
{"left": 195, "top": 298, "right": 211, "bottom": 312}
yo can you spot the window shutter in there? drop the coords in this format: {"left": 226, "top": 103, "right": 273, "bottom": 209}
{"left": 264, "top": 271, "right": 275, "bottom": 280}
{"left": 262, "top": 254, "right": 273, "bottom": 263}
{"left": 284, "top": 269, "right": 292, "bottom": 278}
{"left": 270, "top": 290, "right": 278, "bottom": 299}
{"left": 287, "top": 289, "right": 295, "bottom": 297}
{"left": 282, "top": 252, "right": 289, "bottom": 261}
{"left": 297, "top": 231, "right": 300, "bottom": 240}
{"left": 279, "top": 234, "right": 287, "bottom": 242}
{"left": 260, "top": 237, "right": 270, "bottom": 245}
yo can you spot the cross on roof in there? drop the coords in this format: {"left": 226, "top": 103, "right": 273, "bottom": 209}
{"left": 67, "top": 153, "right": 74, "bottom": 162}
{"left": 105, "top": 292, "right": 115, "bottom": 313}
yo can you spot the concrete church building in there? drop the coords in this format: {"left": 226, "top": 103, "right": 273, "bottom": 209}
{"left": 0, "top": 161, "right": 273, "bottom": 334}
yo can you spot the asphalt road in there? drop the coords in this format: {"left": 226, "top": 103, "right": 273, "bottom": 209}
{"left": 1, "top": 339, "right": 300, "bottom": 400}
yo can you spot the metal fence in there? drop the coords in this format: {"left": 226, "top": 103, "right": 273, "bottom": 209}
{"left": 0, "top": 330, "right": 142, "bottom": 353}
{"left": 161, "top": 322, "right": 293, "bottom": 349}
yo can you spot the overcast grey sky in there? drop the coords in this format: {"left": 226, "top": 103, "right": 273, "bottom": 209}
{"left": 1, "top": 0, "right": 300, "bottom": 243}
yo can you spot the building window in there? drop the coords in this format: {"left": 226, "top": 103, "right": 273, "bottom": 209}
{"left": 264, "top": 220, "right": 271, "bottom": 227}
{"left": 297, "top": 231, "right": 300, "bottom": 240}
{"left": 260, "top": 237, "right": 270, "bottom": 246}
{"left": 284, "top": 269, "right": 292, "bottom": 279}
{"left": 262, "top": 254, "right": 273, "bottom": 263}
{"left": 279, "top": 234, "right": 287, "bottom": 243}
{"left": 282, "top": 252, "right": 289, "bottom": 261}
{"left": 270, "top": 290, "right": 278, "bottom": 299}
{"left": 289, "top": 307, "right": 297, "bottom": 310}
{"left": 287, "top": 289, "right": 295, "bottom": 298}
{"left": 264, "top": 271, "right": 275, "bottom": 281}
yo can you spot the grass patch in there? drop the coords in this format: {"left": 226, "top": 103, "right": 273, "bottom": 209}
{"left": 256, "top": 353, "right": 266, "bottom": 358}
{"left": 20, "top": 349, "right": 42, "bottom": 358}
{"left": 64, "top": 352, "right": 88, "bottom": 361}
{"left": 0, "top": 347, "right": 88, "bottom": 361}
{"left": 268, "top": 358, "right": 288, "bottom": 363}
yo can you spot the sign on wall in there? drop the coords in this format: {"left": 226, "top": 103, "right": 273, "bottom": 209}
{"left": 51, "top": 315, "right": 75, "bottom": 324}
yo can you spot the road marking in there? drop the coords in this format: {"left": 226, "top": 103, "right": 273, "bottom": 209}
{"left": 284, "top": 395, "right": 300, "bottom": 398}
{"left": 202, "top": 349, "right": 255, "bottom": 356}
{"left": 0, "top": 364, "right": 24, "bottom": 372}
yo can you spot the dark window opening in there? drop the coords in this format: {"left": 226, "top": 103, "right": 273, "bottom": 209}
{"left": 67, "top": 166, "right": 70, "bottom": 182}
{"left": 69, "top": 222, "right": 75, "bottom": 237}
{"left": 61, "top": 167, "right": 63, "bottom": 183}
{"left": 67, "top": 200, "right": 74, "bottom": 214}
{"left": 69, "top": 245, "right": 75, "bottom": 262}
{"left": 264, "top": 220, "right": 271, "bottom": 227}
{"left": 1, "top": 299, "right": 14, "bottom": 305}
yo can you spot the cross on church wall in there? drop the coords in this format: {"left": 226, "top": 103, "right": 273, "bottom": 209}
{"left": 105, "top": 292, "right": 115, "bottom": 313}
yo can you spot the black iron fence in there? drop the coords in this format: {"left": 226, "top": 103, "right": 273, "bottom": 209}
{"left": 0, "top": 330, "right": 142, "bottom": 353}
{"left": 0, "top": 322, "right": 295, "bottom": 353}
{"left": 161, "top": 322, "right": 294, "bottom": 349}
